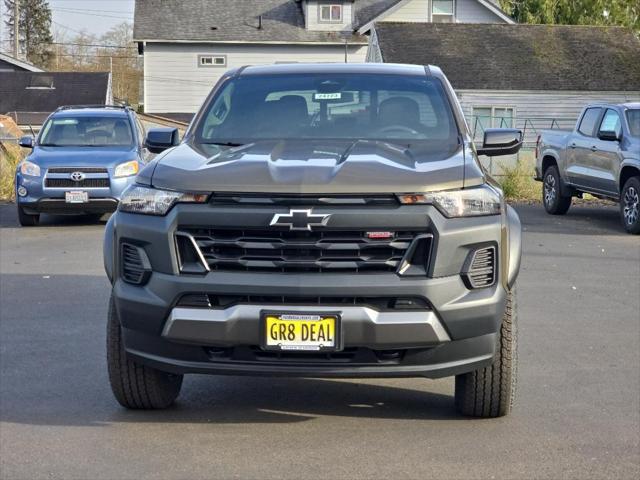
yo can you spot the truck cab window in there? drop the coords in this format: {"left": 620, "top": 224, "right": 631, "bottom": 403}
{"left": 578, "top": 108, "right": 602, "bottom": 137}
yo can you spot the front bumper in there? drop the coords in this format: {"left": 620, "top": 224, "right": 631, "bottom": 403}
{"left": 16, "top": 172, "right": 135, "bottom": 214}
{"left": 106, "top": 201, "right": 521, "bottom": 378}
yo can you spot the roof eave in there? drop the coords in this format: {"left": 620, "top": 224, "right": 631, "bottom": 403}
{"left": 133, "top": 38, "right": 368, "bottom": 45}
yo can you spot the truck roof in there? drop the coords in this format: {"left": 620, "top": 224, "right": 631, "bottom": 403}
{"left": 237, "top": 62, "right": 434, "bottom": 77}
{"left": 52, "top": 108, "right": 130, "bottom": 118}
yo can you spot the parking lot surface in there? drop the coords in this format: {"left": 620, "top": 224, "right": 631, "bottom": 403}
{"left": 0, "top": 202, "right": 638, "bottom": 480}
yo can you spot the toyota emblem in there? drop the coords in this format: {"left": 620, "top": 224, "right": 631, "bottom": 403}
{"left": 70, "top": 171, "right": 85, "bottom": 182}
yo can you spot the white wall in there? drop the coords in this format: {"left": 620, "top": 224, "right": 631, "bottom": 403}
{"left": 144, "top": 42, "right": 368, "bottom": 113}
{"left": 458, "top": 89, "right": 640, "bottom": 139}
{"left": 382, "top": 0, "right": 429, "bottom": 22}
{"left": 456, "top": 0, "right": 504, "bottom": 23}
{"left": 458, "top": 89, "right": 640, "bottom": 174}
{"left": 378, "top": 0, "right": 506, "bottom": 24}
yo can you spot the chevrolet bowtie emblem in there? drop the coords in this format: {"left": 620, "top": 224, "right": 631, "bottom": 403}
{"left": 270, "top": 209, "right": 332, "bottom": 231}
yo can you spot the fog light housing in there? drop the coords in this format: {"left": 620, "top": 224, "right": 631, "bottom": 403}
{"left": 17, "top": 186, "right": 27, "bottom": 197}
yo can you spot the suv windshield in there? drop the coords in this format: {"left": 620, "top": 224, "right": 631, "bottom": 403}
{"left": 626, "top": 109, "right": 640, "bottom": 138}
{"left": 195, "top": 73, "right": 459, "bottom": 147}
{"left": 39, "top": 116, "right": 134, "bottom": 147}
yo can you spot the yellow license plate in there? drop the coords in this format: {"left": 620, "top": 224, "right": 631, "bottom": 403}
{"left": 263, "top": 313, "right": 339, "bottom": 351}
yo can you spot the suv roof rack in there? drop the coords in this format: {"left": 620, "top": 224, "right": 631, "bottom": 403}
{"left": 55, "top": 104, "right": 132, "bottom": 112}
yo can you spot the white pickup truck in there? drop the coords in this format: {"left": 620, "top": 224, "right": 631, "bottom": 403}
{"left": 535, "top": 103, "right": 640, "bottom": 234}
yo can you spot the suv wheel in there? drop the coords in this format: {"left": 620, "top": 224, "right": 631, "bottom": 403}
{"left": 17, "top": 206, "right": 40, "bottom": 227}
{"left": 107, "top": 295, "right": 183, "bottom": 409}
{"left": 621, "top": 176, "right": 640, "bottom": 235}
{"left": 454, "top": 289, "right": 517, "bottom": 418}
{"left": 543, "top": 166, "right": 572, "bottom": 215}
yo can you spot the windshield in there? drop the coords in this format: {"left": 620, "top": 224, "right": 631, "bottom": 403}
{"left": 194, "top": 73, "right": 459, "bottom": 147}
{"left": 626, "top": 109, "right": 640, "bottom": 138}
{"left": 39, "top": 116, "right": 134, "bottom": 147}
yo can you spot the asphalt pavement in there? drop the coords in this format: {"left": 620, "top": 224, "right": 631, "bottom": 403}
{"left": 0, "top": 202, "right": 638, "bottom": 480}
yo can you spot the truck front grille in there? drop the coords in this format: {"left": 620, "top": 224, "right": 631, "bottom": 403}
{"left": 45, "top": 167, "right": 110, "bottom": 188}
{"left": 177, "top": 293, "right": 431, "bottom": 311}
{"left": 176, "top": 228, "right": 430, "bottom": 273}
{"left": 45, "top": 178, "right": 110, "bottom": 188}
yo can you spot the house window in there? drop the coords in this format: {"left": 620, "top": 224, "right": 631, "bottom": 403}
{"left": 472, "top": 106, "right": 515, "bottom": 139}
{"left": 319, "top": 4, "right": 343, "bottom": 23}
{"left": 26, "top": 75, "right": 55, "bottom": 89}
{"left": 198, "top": 55, "right": 226, "bottom": 67}
{"left": 432, "top": 0, "right": 455, "bottom": 23}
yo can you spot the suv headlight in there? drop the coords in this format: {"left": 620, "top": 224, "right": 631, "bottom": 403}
{"left": 20, "top": 160, "right": 41, "bottom": 177}
{"left": 119, "top": 185, "right": 209, "bottom": 215}
{"left": 114, "top": 160, "right": 139, "bottom": 178}
{"left": 397, "top": 185, "right": 502, "bottom": 217}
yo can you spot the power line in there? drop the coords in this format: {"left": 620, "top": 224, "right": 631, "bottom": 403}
{"left": 49, "top": 41, "right": 133, "bottom": 49}
{"left": 50, "top": 8, "right": 133, "bottom": 20}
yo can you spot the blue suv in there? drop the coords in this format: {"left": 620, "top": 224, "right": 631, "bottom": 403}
{"left": 15, "top": 105, "right": 148, "bottom": 226}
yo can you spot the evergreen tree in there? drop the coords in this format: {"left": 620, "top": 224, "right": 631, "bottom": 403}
{"left": 4, "top": 0, "right": 53, "bottom": 67}
{"left": 499, "top": 0, "right": 639, "bottom": 35}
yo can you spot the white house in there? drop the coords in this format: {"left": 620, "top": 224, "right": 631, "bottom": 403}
{"left": 367, "top": 22, "right": 640, "bottom": 145}
{"left": 133, "top": 0, "right": 514, "bottom": 116}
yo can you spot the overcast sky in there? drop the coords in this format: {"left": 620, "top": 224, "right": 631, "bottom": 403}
{"left": 48, "top": 0, "right": 135, "bottom": 37}
{"left": 0, "top": 0, "right": 134, "bottom": 54}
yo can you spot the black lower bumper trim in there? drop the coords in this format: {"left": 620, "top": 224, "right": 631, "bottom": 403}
{"left": 23, "top": 198, "right": 118, "bottom": 214}
{"left": 123, "top": 327, "right": 497, "bottom": 379}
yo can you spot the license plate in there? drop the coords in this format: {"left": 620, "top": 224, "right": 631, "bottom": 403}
{"left": 65, "top": 191, "right": 89, "bottom": 203}
{"left": 262, "top": 312, "right": 339, "bottom": 351}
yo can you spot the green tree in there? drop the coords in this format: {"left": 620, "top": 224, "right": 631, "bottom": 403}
{"left": 500, "top": 0, "right": 639, "bottom": 34}
{"left": 4, "top": 0, "right": 53, "bottom": 67}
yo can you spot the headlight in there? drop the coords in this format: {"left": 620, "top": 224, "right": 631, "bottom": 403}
{"left": 119, "top": 185, "right": 209, "bottom": 215}
{"left": 114, "top": 160, "right": 140, "bottom": 178}
{"left": 20, "top": 161, "right": 41, "bottom": 177}
{"left": 397, "top": 185, "right": 501, "bottom": 217}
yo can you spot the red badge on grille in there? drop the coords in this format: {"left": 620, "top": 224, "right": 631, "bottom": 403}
{"left": 366, "top": 231, "right": 394, "bottom": 239}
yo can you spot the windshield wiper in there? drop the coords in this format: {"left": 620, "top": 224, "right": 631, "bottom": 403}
{"left": 202, "top": 141, "right": 245, "bottom": 147}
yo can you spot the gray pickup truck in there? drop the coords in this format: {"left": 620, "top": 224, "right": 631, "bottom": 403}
{"left": 536, "top": 103, "right": 640, "bottom": 234}
{"left": 104, "top": 63, "right": 524, "bottom": 417}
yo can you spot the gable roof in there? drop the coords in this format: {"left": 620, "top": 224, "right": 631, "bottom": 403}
{"left": 0, "top": 52, "right": 44, "bottom": 72}
{"left": 0, "top": 72, "right": 112, "bottom": 118}
{"left": 357, "top": 0, "right": 513, "bottom": 33}
{"left": 134, "top": 0, "right": 368, "bottom": 44}
{"left": 374, "top": 23, "right": 640, "bottom": 91}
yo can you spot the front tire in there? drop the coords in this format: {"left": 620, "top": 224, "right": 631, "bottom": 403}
{"left": 107, "top": 295, "right": 183, "bottom": 409}
{"left": 543, "top": 166, "right": 572, "bottom": 215}
{"left": 17, "top": 206, "right": 40, "bottom": 226}
{"left": 455, "top": 289, "right": 517, "bottom": 418}
{"left": 620, "top": 176, "right": 640, "bottom": 235}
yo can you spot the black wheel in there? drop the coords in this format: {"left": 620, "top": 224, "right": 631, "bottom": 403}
{"left": 17, "top": 206, "right": 40, "bottom": 226}
{"left": 620, "top": 176, "right": 640, "bottom": 235}
{"left": 107, "top": 294, "right": 183, "bottom": 409}
{"left": 542, "top": 166, "right": 572, "bottom": 215}
{"left": 455, "top": 289, "right": 517, "bottom": 418}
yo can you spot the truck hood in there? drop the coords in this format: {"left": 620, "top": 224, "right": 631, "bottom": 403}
{"left": 28, "top": 146, "right": 138, "bottom": 169}
{"left": 151, "top": 140, "right": 482, "bottom": 194}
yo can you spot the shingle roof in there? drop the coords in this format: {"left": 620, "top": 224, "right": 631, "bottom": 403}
{"left": 134, "top": 0, "right": 400, "bottom": 44}
{"left": 353, "top": 0, "right": 403, "bottom": 29}
{"left": 375, "top": 23, "right": 640, "bottom": 91}
{"left": 0, "top": 72, "right": 111, "bottom": 118}
{"left": 0, "top": 52, "right": 44, "bottom": 72}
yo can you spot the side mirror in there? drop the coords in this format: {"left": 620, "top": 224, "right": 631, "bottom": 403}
{"left": 144, "top": 128, "right": 179, "bottom": 154}
{"left": 19, "top": 136, "right": 34, "bottom": 149}
{"left": 477, "top": 128, "right": 523, "bottom": 157}
{"left": 598, "top": 130, "right": 620, "bottom": 142}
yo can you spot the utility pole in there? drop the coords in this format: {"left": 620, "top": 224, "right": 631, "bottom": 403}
{"left": 13, "top": 0, "right": 19, "bottom": 58}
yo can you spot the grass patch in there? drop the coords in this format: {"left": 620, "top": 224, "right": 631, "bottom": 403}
{"left": 497, "top": 159, "right": 540, "bottom": 202}
{"left": 0, "top": 146, "right": 24, "bottom": 201}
